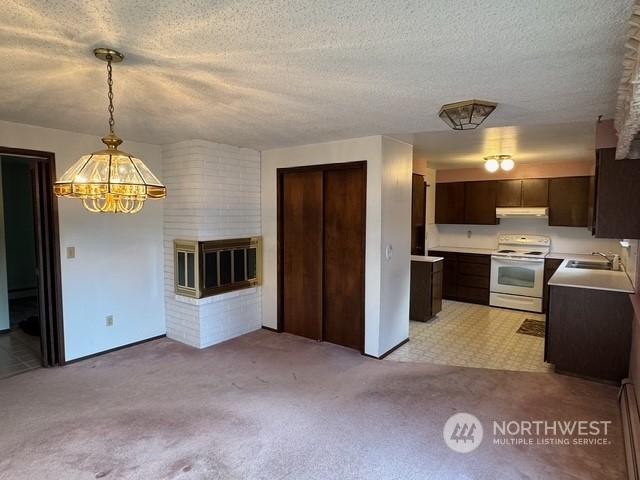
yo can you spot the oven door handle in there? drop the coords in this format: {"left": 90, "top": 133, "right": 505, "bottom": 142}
{"left": 491, "top": 256, "right": 545, "bottom": 264}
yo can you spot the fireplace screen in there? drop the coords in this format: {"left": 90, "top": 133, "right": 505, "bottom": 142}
{"left": 174, "top": 237, "right": 261, "bottom": 298}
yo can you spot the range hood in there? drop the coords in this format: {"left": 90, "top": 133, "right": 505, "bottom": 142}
{"left": 496, "top": 207, "right": 548, "bottom": 218}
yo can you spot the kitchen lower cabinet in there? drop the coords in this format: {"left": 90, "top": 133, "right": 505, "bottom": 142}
{"left": 542, "top": 257, "right": 563, "bottom": 314}
{"left": 547, "top": 285, "right": 633, "bottom": 382}
{"left": 428, "top": 251, "right": 490, "bottom": 305}
{"left": 409, "top": 260, "right": 443, "bottom": 321}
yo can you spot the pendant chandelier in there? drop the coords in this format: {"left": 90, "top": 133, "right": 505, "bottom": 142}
{"left": 54, "top": 48, "right": 166, "bottom": 213}
{"left": 438, "top": 99, "right": 497, "bottom": 130}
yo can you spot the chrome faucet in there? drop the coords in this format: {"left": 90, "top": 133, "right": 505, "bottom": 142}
{"left": 592, "top": 252, "right": 621, "bottom": 271}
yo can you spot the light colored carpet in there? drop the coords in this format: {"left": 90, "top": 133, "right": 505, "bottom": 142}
{"left": 0, "top": 330, "right": 626, "bottom": 479}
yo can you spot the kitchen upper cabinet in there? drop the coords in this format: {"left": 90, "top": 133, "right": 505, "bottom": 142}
{"left": 496, "top": 179, "right": 522, "bottom": 207}
{"left": 522, "top": 179, "right": 549, "bottom": 207}
{"left": 411, "top": 173, "right": 426, "bottom": 255}
{"left": 592, "top": 148, "right": 640, "bottom": 238}
{"left": 496, "top": 179, "right": 548, "bottom": 207}
{"left": 464, "top": 181, "right": 498, "bottom": 225}
{"left": 435, "top": 182, "right": 465, "bottom": 224}
{"left": 548, "top": 177, "right": 589, "bottom": 227}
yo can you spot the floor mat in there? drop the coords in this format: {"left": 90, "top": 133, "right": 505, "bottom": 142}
{"left": 516, "top": 319, "right": 545, "bottom": 337}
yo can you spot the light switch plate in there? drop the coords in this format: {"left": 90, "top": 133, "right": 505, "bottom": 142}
{"left": 66, "top": 247, "right": 75, "bottom": 259}
{"left": 105, "top": 315, "right": 114, "bottom": 327}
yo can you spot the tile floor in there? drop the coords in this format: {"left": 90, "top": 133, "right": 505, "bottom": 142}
{"left": 387, "top": 300, "right": 553, "bottom": 373}
{"left": 0, "top": 296, "right": 41, "bottom": 379}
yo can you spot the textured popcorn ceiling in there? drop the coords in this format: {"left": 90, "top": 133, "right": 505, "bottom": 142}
{"left": 406, "top": 121, "right": 596, "bottom": 169}
{"left": 0, "top": 0, "right": 633, "bottom": 150}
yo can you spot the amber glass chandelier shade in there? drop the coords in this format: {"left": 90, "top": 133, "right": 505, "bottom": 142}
{"left": 54, "top": 146, "right": 166, "bottom": 213}
{"left": 438, "top": 99, "right": 497, "bottom": 130}
{"left": 53, "top": 47, "right": 166, "bottom": 213}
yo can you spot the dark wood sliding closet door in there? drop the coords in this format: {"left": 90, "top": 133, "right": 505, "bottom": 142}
{"left": 278, "top": 162, "right": 366, "bottom": 352}
{"left": 281, "top": 170, "right": 323, "bottom": 340}
{"left": 323, "top": 166, "right": 365, "bottom": 350}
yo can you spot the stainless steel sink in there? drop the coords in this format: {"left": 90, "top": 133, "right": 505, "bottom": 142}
{"left": 565, "top": 260, "right": 616, "bottom": 271}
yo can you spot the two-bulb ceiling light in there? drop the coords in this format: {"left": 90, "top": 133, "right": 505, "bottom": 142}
{"left": 54, "top": 48, "right": 166, "bottom": 213}
{"left": 484, "top": 155, "right": 515, "bottom": 173}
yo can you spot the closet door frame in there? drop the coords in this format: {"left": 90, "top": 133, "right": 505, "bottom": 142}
{"left": 276, "top": 161, "right": 367, "bottom": 353}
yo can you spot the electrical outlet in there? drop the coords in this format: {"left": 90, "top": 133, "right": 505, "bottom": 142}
{"left": 66, "top": 247, "right": 75, "bottom": 259}
{"left": 105, "top": 315, "right": 114, "bottom": 327}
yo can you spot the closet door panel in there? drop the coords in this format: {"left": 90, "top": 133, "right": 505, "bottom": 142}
{"left": 281, "top": 171, "right": 323, "bottom": 340}
{"left": 323, "top": 166, "right": 365, "bottom": 350}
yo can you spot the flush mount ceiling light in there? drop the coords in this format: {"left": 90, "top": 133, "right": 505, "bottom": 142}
{"left": 438, "top": 99, "right": 497, "bottom": 130}
{"left": 484, "top": 155, "right": 514, "bottom": 172}
{"left": 54, "top": 48, "right": 166, "bottom": 213}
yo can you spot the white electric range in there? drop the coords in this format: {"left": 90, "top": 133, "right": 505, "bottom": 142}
{"left": 490, "top": 234, "right": 551, "bottom": 313}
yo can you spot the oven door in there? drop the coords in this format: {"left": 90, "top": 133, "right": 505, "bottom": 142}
{"left": 490, "top": 256, "right": 544, "bottom": 298}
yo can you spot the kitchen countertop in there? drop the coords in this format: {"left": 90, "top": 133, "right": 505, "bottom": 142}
{"left": 428, "top": 246, "right": 495, "bottom": 255}
{"left": 548, "top": 258, "right": 635, "bottom": 294}
{"left": 411, "top": 255, "right": 443, "bottom": 263}
{"left": 546, "top": 252, "right": 604, "bottom": 261}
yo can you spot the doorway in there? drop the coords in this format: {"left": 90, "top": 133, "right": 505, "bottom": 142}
{"left": 277, "top": 161, "right": 366, "bottom": 352}
{"left": 0, "top": 147, "right": 64, "bottom": 377}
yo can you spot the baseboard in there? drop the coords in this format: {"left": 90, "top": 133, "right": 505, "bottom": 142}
{"left": 620, "top": 379, "right": 640, "bottom": 480}
{"left": 0, "top": 328, "right": 10, "bottom": 335}
{"left": 364, "top": 337, "right": 409, "bottom": 360}
{"left": 65, "top": 334, "right": 166, "bottom": 364}
{"left": 261, "top": 325, "right": 279, "bottom": 333}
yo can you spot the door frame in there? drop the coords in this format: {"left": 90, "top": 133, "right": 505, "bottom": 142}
{"left": 0, "top": 146, "right": 65, "bottom": 366}
{"left": 276, "top": 161, "right": 367, "bottom": 353}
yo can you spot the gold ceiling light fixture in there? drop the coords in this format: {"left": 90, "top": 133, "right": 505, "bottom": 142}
{"left": 54, "top": 48, "right": 166, "bottom": 213}
{"left": 484, "top": 155, "right": 515, "bottom": 172}
{"left": 438, "top": 99, "right": 497, "bottom": 130}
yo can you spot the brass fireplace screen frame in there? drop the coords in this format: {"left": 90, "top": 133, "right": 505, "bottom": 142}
{"left": 174, "top": 237, "right": 262, "bottom": 299}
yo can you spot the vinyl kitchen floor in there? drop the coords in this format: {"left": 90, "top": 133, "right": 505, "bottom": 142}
{"left": 387, "top": 300, "right": 553, "bottom": 373}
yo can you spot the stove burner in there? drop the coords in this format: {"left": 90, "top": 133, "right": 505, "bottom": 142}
{"left": 526, "top": 251, "right": 543, "bottom": 255}
{"left": 498, "top": 249, "right": 516, "bottom": 253}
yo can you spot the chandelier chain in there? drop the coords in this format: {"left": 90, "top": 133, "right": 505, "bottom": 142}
{"left": 106, "top": 54, "right": 115, "bottom": 134}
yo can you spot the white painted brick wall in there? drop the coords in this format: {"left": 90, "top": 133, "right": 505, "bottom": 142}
{"left": 162, "top": 140, "right": 262, "bottom": 348}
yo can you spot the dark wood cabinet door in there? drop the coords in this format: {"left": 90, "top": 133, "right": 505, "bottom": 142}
{"left": 522, "top": 178, "right": 549, "bottom": 207}
{"left": 429, "top": 251, "right": 457, "bottom": 299}
{"left": 548, "top": 177, "right": 589, "bottom": 227}
{"left": 594, "top": 148, "right": 640, "bottom": 238}
{"left": 496, "top": 180, "right": 522, "bottom": 207}
{"left": 435, "top": 182, "right": 465, "bottom": 224}
{"left": 409, "top": 261, "right": 432, "bottom": 321}
{"left": 542, "top": 257, "right": 563, "bottom": 315}
{"left": 411, "top": 173, "right": 426, "bottom": 255}
{"left": 464, "top": 181, "right": 498, "bottom": 225}
{"left": 281, "top": 171, "right": 324, "bottom": 340}
{"left": 323, "top": 166, "right": 365, "bottom": 351}
{"left": 431, "top": 262, "right": 443, "bottom": 316}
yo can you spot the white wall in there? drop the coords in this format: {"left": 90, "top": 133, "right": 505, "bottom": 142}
{"left": 0, "top": 164, "right": 9, "bottom": 331}
{"left": 261, "top": 135, "right": 412, "bottom": 357}
{"left": 433, "top": 219, "right": 621, "bottom": 255}
{"left": 379, "top": 137, "right": 413, "bottom": 355}
{"left": 0, "top": 120, "right": 165, "bottom": 360}
{"left": 163, "top": 140, "right": 262, "bottom": 348}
